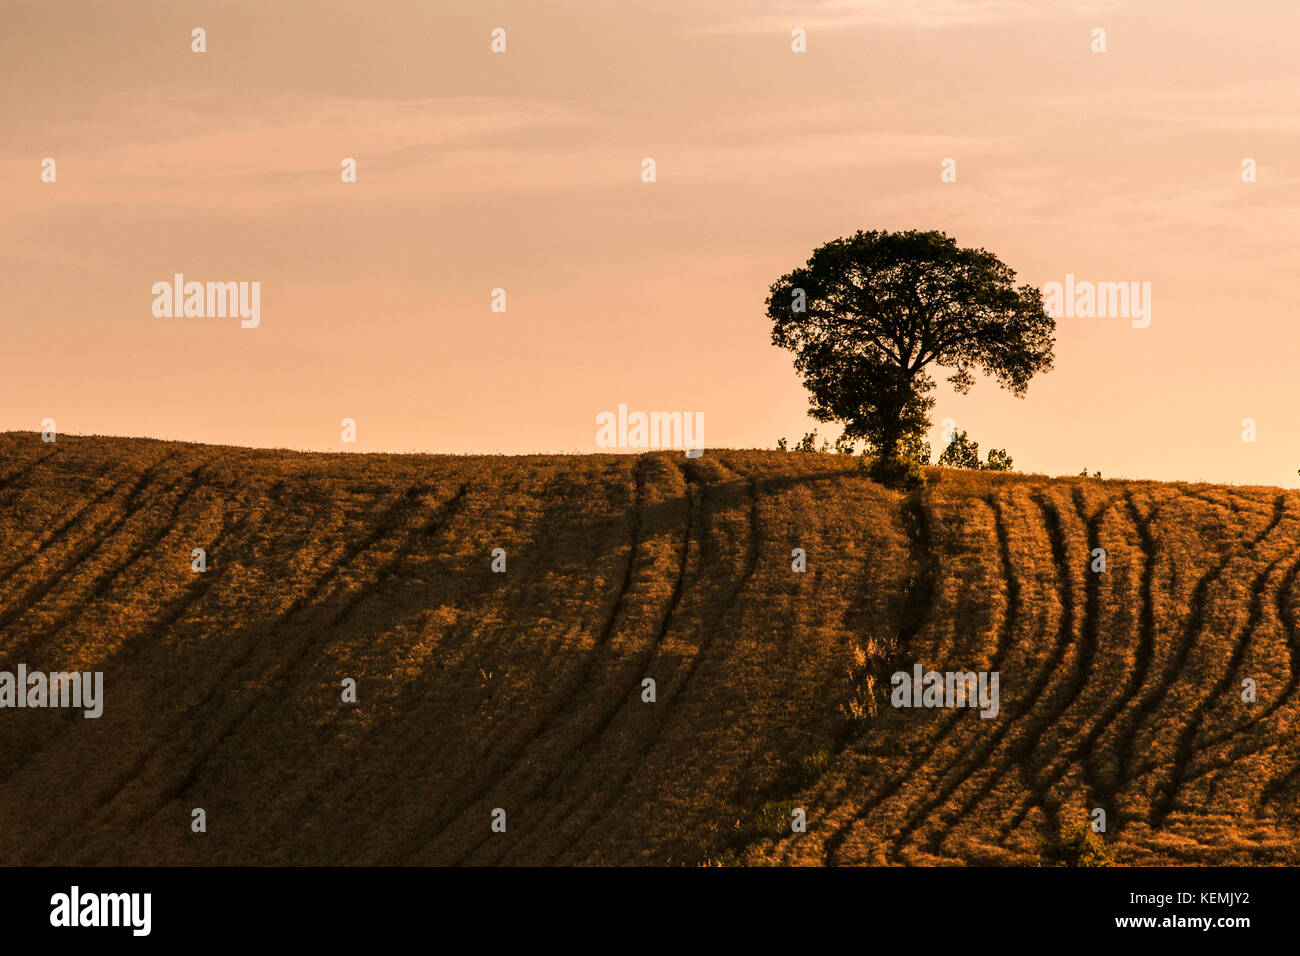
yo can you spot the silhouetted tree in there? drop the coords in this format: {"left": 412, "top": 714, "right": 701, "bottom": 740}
{"left": 767, "top": 230, "right": 1053, "bottom": 487}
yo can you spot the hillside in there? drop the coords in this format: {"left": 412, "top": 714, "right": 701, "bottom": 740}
{"left": 1, "top": 433, "right": 1298, "bottom": 865}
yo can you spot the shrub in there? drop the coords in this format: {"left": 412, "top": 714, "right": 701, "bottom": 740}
{"left": 855, "top": 433, "right": 930, "bottom": 487}
{"left": 795, "top": 430, "right": 828, "bottom": 453}
{"left": 1039, "top": 820, "right": 1114, "bottom": 867}
{"left": 863, "top": 453, "right": 926, "bottom": 489}
{"left": 781, "top": 430, "right": 849, "bottom": 455}
{"left": 898, "top": 433, "right": 931, "bottom": 468}
{"left": 937, "top": 430, "right": 982, "bottom": 469}
{"left": 937, "top": 430, "right": 1014, "bottom": 472}
{"left": 984, "top": 447, "right": 1014, "bottom": 472}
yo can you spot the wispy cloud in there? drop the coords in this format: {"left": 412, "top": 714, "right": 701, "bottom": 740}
{"left": 1, "top": 94, "right": 595, "bottom": 212}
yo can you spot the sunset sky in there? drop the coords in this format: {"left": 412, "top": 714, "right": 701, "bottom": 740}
{"left": 2, "top": 0, "right": 1297, "bottom": 485}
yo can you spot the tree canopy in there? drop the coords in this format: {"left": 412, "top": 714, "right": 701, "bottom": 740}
{"left": 767, "top": 229, "right": 1054, "bottom": 485}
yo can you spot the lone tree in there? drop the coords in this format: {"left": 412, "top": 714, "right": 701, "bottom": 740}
{"left": 767, "top": 229, "right": 1054, "bottom": 486}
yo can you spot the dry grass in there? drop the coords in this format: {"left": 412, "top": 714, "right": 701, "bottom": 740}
{"left": 1, "top": 433, "right": 1297, "bottom": 865}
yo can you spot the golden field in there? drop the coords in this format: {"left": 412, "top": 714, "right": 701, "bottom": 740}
{"left": 1, "top": 433, "right": 1297, "bottom": 865}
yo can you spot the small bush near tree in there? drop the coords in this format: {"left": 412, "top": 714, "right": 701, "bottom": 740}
{"left": 984, "top": 447, "right": 1014, "bottom": 472}
{"left": 937, "top": 430, "right": 1014, "bottom": 472}
{"left": 794, "top": 431, "right": 829, "bottom": 453}
{"left": 856, "top": 434, "right": 931, "bottom": 488}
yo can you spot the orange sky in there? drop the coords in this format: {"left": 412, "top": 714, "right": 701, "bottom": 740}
{"left": 2, "top": 0, "right": 1297, "bottom": 485}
